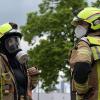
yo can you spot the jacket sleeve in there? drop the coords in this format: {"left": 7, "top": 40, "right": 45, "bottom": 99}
{"left": 69, "top": 41, "right": 92, "bottom": 68}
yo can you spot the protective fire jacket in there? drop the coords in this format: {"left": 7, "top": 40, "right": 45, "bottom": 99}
{"left": 70, "top": 32, "right": 100, "bottom": 100}
{"left": 0, "top": 53, "right": 39, "bottom": 100}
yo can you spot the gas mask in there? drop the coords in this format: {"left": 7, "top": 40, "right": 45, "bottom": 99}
{"left": 75, "top": 25, "right": 88, "bottom": 38}
{"left": 5, "top": 36, "right": 28, "bottom": 64}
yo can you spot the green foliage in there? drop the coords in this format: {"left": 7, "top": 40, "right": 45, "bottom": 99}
{"left": 92, "top": 0, "right": 100, "bottom": 7}
{"left": 28, "top": 39, "right": 73, "bottom": 91}
{"left": 21, "top": 0, "right": 89, "bottom": 92}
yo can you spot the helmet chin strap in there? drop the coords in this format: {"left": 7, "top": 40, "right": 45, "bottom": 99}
{"left": 86, "top": 24, "right": 99, "bottom": 35}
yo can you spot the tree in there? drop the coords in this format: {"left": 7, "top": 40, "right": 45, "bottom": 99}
{"left": 21, "top": 0, "right": 88, "bottom": 91}
{"left": 92, "top": 0, "right": 100, "bottom": 7}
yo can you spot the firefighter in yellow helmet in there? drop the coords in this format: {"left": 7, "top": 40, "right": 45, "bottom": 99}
{"left": 0, "top": 22, "right": 39, "bottom": 100}
{"left": 69, "top": 7, "right": 100, "bottom": 100}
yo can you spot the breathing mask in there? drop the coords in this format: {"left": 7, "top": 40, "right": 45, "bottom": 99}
{"left": 75, "top": 25, "right": 88, "bottom": 38}
{"left": 4, "top": 36, "right": 28, "bottom": 64}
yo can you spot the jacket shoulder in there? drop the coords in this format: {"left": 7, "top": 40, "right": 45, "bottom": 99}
{"left": 77, "top": 37, "right": 90, "bottom": 48}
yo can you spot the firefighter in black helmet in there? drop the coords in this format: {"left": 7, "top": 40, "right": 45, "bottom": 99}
{"left": 0, "top": 22, "right": 39, "bottom": 100}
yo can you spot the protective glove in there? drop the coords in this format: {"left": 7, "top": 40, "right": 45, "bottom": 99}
{"left": 27, "top": 67, "right": 40, "bottom": 89}
{"left": 27, "top": 67, "right": 40, "bottom": 76}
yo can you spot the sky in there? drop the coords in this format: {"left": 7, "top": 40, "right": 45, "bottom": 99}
{"left": 0, "top": 0, "right": 42, "bottom": 26}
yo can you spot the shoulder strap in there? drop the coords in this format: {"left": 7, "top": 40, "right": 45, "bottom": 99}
{"left": 80, "top": 37, "right": 90, "bottom": 45}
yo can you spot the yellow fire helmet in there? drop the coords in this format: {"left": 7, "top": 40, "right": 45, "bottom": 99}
{"left": 71, "top": 7, "right": 100, "bottom": 30}
{"left": 0, "top": 22, "right": 17, "bottom": 38}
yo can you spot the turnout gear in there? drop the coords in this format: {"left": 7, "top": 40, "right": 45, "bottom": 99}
{"left": 70, "top": 7, "right": 100, "bottom": 100}
{"left": 0, "top": 22, "right": 39, "bottom": 100}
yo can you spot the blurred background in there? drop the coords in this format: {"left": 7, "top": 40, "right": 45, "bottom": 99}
{"left": 0, "top": 0, "right": 99, "bottom": 100}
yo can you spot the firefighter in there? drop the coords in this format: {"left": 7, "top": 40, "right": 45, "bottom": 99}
{"left": 0, "top": 22, "right": 39, "bottom": 100}
{"left": 69, "top": 7, "right": 100, "bottom": 100}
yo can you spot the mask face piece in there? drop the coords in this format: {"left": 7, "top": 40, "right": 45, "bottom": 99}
{"left": 75, "top": 25, "right": 87, "bottom": 38}
{"left": 4, "top": 36, "right": 28, "bottom": 64}
{"left": 5, "top": 36, "right": 20, "bottom": 53}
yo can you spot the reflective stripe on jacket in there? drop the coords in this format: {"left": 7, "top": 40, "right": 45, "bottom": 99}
{"left": 87, "top": 36, "right": 100, "bottom": 61}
